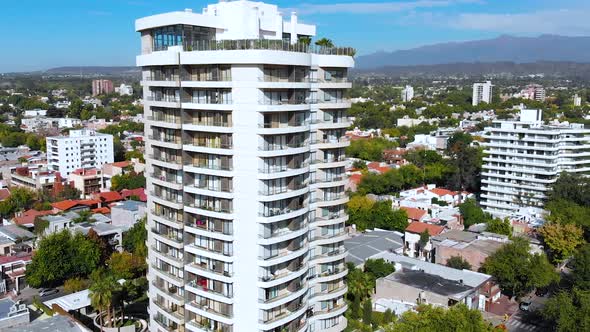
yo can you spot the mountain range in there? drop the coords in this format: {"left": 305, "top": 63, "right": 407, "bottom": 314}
{"left": 355, "top": 35, "right": 590, "bottom": 69}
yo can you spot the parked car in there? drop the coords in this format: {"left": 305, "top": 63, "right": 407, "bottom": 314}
{"left": 39, "top": 288, "right": 58, "bottom": 297}
{"left": 519, "top": 300, "right": 531, "bottom": 312}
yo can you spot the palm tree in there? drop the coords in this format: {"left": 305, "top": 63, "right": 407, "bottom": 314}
{"left": 315, "top": 38, "right": 334, "bottom": 48}
{"left": 90, "top": 272, "right": 118, "bottom": 329}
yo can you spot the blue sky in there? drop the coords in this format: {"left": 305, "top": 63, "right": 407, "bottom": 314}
{"left": 2, "top": 0, "right": 590, "bottom": 73}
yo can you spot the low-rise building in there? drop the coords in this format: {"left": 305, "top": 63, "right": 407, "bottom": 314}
{"left": 431, "top": 230, "right": 507, "bottom": 271}
{"left": 10, "top": 165, "right": 57, "bottom": 190}
{"left": 404, "top": 221, "right": 445, "bottom": 261}
{"left": 374, "top": 253, "right": 500, "bottom": 312}
{"left": 110, "top": 200, "right": 147, "bottom": 231}
{"left": 0, "top": 298, "right": 29, "bottom": 330}
{"left": 344, "top": 230, "right": 404, "bottom": 267}
{"left": 69, "top": 168, "right": 104, "bottom": 197}
{"left": 0, "top": 255, "right": 32, "bottom": 294}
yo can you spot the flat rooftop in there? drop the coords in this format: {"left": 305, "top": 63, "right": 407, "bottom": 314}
{"left": 344, "top": 230, "right": 404, "bottom": 266}
{"left": 385, "top": 268, "right": 473, "bottom": 300}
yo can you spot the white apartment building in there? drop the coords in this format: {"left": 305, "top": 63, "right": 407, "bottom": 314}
{"left": 401, "top": 85, "right": 414, "bottom": 102}
{"left": 116, "top": 84, "right": 134, "bottom": 96}
{"left": 472, "top": 81, "right": 493, "bottom": 106}
{"left": 137, "top": 1, "right": 353, "bottom": 332}
{"left": 481, "top": 109, "right": 590, "bottom": 217}
{"left": 574, "top": 94, "right": 582, "bottom": 107}
{"left": 46, "top": 129, "right": 114, "bottom": 177}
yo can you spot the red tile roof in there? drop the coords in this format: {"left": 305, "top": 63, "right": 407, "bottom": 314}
{"left": 0, "top": 188, "right": 10, "bottom": 201}
{"left": 94, "top": 191, "right": 123, "bottom": 203}
{"left": 400, "top": 207, "right": 428, "bottom": 221}
{"left": 349, "top": 174, "right": 363, "bottom": 185}
{"left": 52, "top": 199, "right": 100, "bottom": 211}
{"left": 405, "top": 221, "right": 445, "bottom": 236}
{"left": 92, "top": 207, "right": 111, "bottom": 214}
{"left": 121, "top": 188, "right": 147, "bottom": 202}
{"left": 111, "top": 161, "right": 131, "bottom": 168}
{"left": 430, "top": 188, "right": 458, "bottom": 197}
{"left": 14, "top": 209, "right": 54, "bottom": 225}
{"left": 367, "top": 162, "right": 391, "bottom": 174}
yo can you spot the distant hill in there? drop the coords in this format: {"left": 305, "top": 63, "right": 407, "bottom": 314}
{"left": 45, "top": 66, "right": 139, "bottom": 76}
{"left": 356, "top": 35, "right": 590, "bottom": 69}
{"left": 353, "top": 61, "right": 590, "bottom": 78}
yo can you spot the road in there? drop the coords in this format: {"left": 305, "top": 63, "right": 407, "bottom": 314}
{"left": 15, "top": 286, "right": 65, "bottom": 305}
{"left": 506, "top": 293, "right": 551, "bottom": 332}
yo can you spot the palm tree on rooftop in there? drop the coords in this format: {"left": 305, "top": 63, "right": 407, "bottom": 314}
{"left": 315, "top": 38, "right": 334, "bottom": 48}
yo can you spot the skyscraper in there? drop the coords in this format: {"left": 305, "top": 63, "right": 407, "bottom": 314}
{"left": 137, "top": 1, "right": 354, "bottom": 331}
{"left": 472, "top": 81, "right": 493, "bottom": 106}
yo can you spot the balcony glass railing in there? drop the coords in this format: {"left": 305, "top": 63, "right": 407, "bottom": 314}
{"left": 178, "top": 39, "right": 356, "bottom": 56}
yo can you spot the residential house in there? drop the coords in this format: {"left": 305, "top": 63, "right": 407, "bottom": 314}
{"left": 344, "top": 230, "right": 404, "bottom": 267}
{"left": 0, "top": 298, "right": 29, "bottom": 330}
{"left": 373, "top": 253, "right": 501, "bottom": 313}
{"left": 68, "top": 168, "right": 104, "bottom": 197}
{"left": 404, "top": 221, "right": 445, "bottom": 261}
{"left": 110, "top": 200, "right": 147, "bottom": 231}
{"left": 431, "top": 230, "right": 507, "bottom": 271}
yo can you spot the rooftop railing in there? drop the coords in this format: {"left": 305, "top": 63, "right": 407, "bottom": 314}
{"left": 178, "top": 39, "right": 356, "bottom": 57}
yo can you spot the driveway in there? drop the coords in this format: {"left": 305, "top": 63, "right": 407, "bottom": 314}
{"left": 15, "top": 286, "right": 65, "bottom": 305}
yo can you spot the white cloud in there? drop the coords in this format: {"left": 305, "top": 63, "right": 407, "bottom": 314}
{"left": 288, "top": 0, "right": 481, "bottom": 15}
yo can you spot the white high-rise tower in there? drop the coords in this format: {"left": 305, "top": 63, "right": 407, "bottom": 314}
{"left": 472, "top": 81, "right": 493, "bottom": 106}
{"left": 137, "top": 1, "right": 354, "bottom": 331}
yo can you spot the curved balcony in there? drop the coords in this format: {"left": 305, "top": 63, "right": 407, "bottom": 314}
{"left": 183, "top": 162, "right": 234, "bottom": 178}
{"left": 147, "top": 115, "right": 182, "bottom": 129}
{"left": 309, "top": 285, "right": 348, "bottom": 303}
{"left": 311, "top": 195, "right": 349, "bottom": 208}
{"left": 257, "top": 144, "right": 309, "bottom": 158}
{"left": 150, "top": 209, "right": 183, "bottom": 229}
{"left": 184, "top": 218, "right": 233, "bottom": 242}
{"left": 151, "top": 280, "right": 184, "bottom": 304}
{"left": 183, "top": 141, "right": 234, "bottom": 156}
{"left": 258, "top": 244, "right": 308, "bottom": 267}
{"left": 309, "top": 302, "right": 348, "bottom": 320}
{"left": 259, "top": 282, "right": 308, "bottom": 310}
{"left": 310, "top": 137, "right": 350, "bottom": 150}
{"left": 147, "top": 154, "right": 183, "bottom": 170}
{"left": 185, "top": 244, "right": 234, "bottom": 264}
{"left": 151, "top": 245, "right": 184, "bottom": 267}
{"left": 148, "top": 135, "right": 183, "bottom": 150}
{"left": 258, "top": 186, "right": 308, "bottom": 202}
{"left": 310, "top": 176, "right": 347, "bottom": 189}
{"left": 258, "top": 300, "right": 308, "bottom": 331}
{"left": 183, "top": 118, "right": 233, "bottom": 134}
{"left": 152, "top": 228, "right": 184, "bottom": 249}
{"left": 258, "top": 262, "right": 308, "bottom": 288}
{"left": 186, "top": 301, "right": 233, "bottom": 326}
{"left": 309, "top": 231, "right": 348, "bottom": 246}
{"left": 258, "top": 164, "right": 309, "bottom": 180}
{"left": 316, "top": 100, "right": 351, "bottom": 110}
{"left": 151, "top": 263, "right": 184, "bottom": 287}
{"left": 257, "top": 122, "right": 310, "bottom": 135}
{"left": 185, "top": 201, "right": 234, "bottom": 220}
{"left": 258, "top": 225, "right": 309, "bottom": 246}
{"left": 185, "top": 262, "right": 234, "bottom": 284}
{"left": 307, "top": 267, "right": 348, "bottom": 284}
{"left": 150, "top": 173, "right": 183, "bottom": 191}
{"left": 145, "top": 96, "right": 181, "bottom": 108}
{"left": 184, "top": 184, "right": 234, "bottom": 200}
{"left": 150, "top": 192, "right": 184, "bottom": 210}
{"left": 310, "top": 249, "right": 347, "bottom": 265}
{"left": 185, "top": 280, "right": 234, "bottom": 304}
{"left": 257, "top": 206, "right": 308, "bottom": 224}
{"left": 310, "top": 157, "right": 347, "bottom": 169}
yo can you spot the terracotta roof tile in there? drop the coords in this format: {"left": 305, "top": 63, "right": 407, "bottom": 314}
{"left": 400, "top": 207, "right": 427, "bottom": 221}
{"left": 405, "top": 221, "right": 445, "bottom": 236}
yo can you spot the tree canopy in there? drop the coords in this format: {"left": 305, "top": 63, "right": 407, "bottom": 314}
{"left": 446, "top": 256, "right": 472, "bottom": 270}
{"left": 481, "top": 237, "right": 558, "bottom": 299}
{"left": 26, "top": 230, "right": 101, "bottom": 288}
{"left": 347, "top": 196, "right": 408, "bottom": 232}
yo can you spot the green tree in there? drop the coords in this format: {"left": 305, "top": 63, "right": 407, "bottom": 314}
{"left": 384, "top": 304, "right": 499, "bottom": 332}
{"left": 122, "top": 218, "right": 147, "bottom": 258}
{"left": 486, "top": 218, "right": 512, "bottom": 236}
{"left": 362, "top": 300, "right": 373, "bottom": 327}
{"left": 64, "top": 277, "right": 89, "bottom": 294}
{"left": 90, "top": 269, "right": 118, "bottom": 328}
{"left": 110, "top": 171, "right": 146, "bottom": 191}
{"left": 539, "top": 223, "right": 585, "bottom": 264}
{"left": 364, "top": 258, "right": 395, "bottom": 279}
{"left": 315, "top": 38, "right": 334, "bottom": 48}
{"left": 446, "top": 256, "right": 472, "bottom": 270}
{"left": 26, "top": 230, "right": 100, "bottom": 287}
{"left": 459, "top": 198, "right": 489, "bottom": 228}
{"left": 107, "top": 251, "right": 145, "bottom": 280}
{"left": 347, "top": 263, "right": 374, "bottom": 301}
{"left": 572, "top": 245, "right": 590, "bottom": 290}
{"left": 543, "top": 288, "right": 590, "bottom": 332}
{"left": 481, "top": 237, "right": 558, "bottom": 299}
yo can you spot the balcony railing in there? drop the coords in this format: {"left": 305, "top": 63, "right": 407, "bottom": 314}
{"left": 181, "top": 97, "right": 233, "bottom": 105}
{"left": 146, "top": 96, "right": 180, "bottom": 103}
{"left": 260, "top": 205, "right": 305, "bottom": 218}
{"left": 184, "top": 160, "right": 233, "bottom": 171}
{"left": 260, "top": 98, "right": 312, "bottom": 106}
{"left": 184, "top": 119, "right": 232, "bottom": 127}
{"left": 184, "top": 140, "right": 233, "bottom": 149}
{"left": 179, "top": 39, "right": 356, "bottom": 56}
{"left": 259, "top": 142, "right": 307, "bottom": 151}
